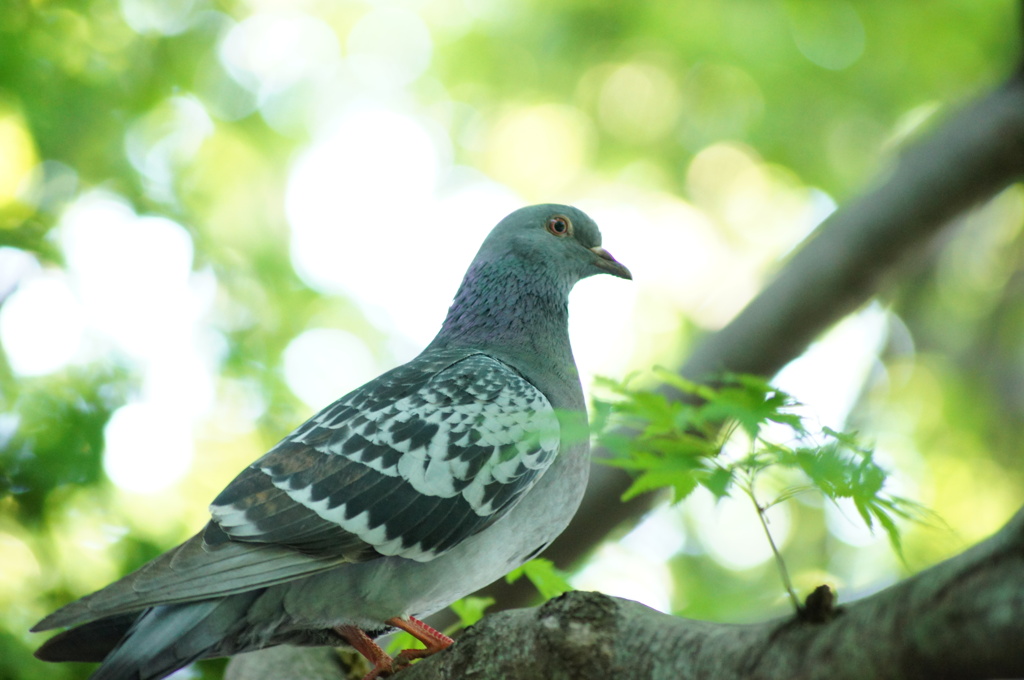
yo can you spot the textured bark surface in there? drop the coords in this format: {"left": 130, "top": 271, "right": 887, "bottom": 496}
{"left": 235, "top": 506, "right": 1024, "bottom": 680}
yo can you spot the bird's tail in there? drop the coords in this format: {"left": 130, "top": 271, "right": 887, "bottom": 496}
{"left": 35, "top": 612, "right": 139, "bottom": 663}
{"left": 37, "top": 593, "right": 260, "bottom": 680}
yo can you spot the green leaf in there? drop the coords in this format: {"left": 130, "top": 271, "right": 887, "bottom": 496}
{"left": 624, "top": 468, "right": 699, "bottom": 503}
{"left": 651, "top": 367, "right": 717, "bottom": 401}
{"left": 386, "top": 631, "right": 420, "bottom": 656}
{"left": 505, "top": 558, "right": 573, "bottom": 600}
{"left": 699, "top": 466, "right": 735, "bottom": 499}
{"left": 698, "top": 374, "right": 804, "bottom": 440}
{"left": 449, "top": 596, "right": 495, "bottom": 628}
{"left": 871, "top": 502, "right": 903, "bottom": 557}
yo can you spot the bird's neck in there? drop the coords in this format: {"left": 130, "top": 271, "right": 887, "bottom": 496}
{"left": 428, "top": 259, "right": 578, "bottom": 382}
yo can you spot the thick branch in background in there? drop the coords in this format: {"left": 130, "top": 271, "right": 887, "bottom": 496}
{"left": 225, "top": 66, "right": 1024, "bottom": 680}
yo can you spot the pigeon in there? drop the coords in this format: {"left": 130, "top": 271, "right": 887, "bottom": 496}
{"left": 33, "top": 204, "right": 631, "bottom": 680}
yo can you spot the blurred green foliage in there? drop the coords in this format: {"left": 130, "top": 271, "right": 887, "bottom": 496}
{"left": 506, "top": 557, "right": 574, "bottom": 601}
{"left": 0, "top": 1, "right": 1022, "bottom": 679}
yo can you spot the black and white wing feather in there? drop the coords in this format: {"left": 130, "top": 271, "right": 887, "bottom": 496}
{"left": 210, "top": 351, "right": 560, "bottom": 563}
{"left": 34, "top": 350, "right": 562, "bottom": 630}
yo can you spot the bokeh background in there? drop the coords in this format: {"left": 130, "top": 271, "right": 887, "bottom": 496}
{"left": 2, "top": 1, "right": 1022, "bottom": 678}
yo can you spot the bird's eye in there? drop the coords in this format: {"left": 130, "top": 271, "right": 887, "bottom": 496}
{"left": 546, "top": 216, "right": 572, "bottom": 237}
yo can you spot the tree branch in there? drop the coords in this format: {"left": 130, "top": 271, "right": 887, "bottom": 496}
{"left": 682, "top": 75, "right": 1024, "bottom": 382}
{"left": 232, "top": 505, "right": 1024, "bottom": 679}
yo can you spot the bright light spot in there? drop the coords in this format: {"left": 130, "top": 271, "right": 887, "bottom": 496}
{"left": 0, "top": 274, "right": 85, "bottom": 376}
{"left": 620, "top": 507, "right": 688, "bottom": 561}
{"left": 220, "top": 11, "right": 341, "bottom": 95}
{"left": 0, "top": 246, "right": 40, "bottom": 300}
{"left": 0, "top": 110, "right": 38, "bottom": 206}
{"left": 53, "top": 191, "right": 219, "bottom": 494}
{"left": 209, "top": 378, "right": 267, "bottom": 436}
{"left": 61, "top": 192, "right": 196, "bottom": 358}
{"left": 570, "top": 251, "right": 637, "bottom": 382}
{"left": 0, "top": 532, "right": 40, "bottom": 602}
{"left": 687, "top": 143, "right": 762, "bottom": 218}
{"left": 347, "top": 7, "right": 433, "bottom": 88}
{"left": 288, "top": 106, "right": 512, "bottom": 348}
{"left": 570, "top": 198, "right": 728, "bottom": 380}
{"left": 574, "top": 186, "right": 812, "bottom": 392}
{"left": 825, "top": 497, "right": 883, "bottom": 548}
{"left": 0, "top": 414, "right": 17, "bottom": 452}
{"left": 103, "top": 402, "right": 194, "bottom": 493}
{"left": 126, "top": 96, "right": 214, "bottom": 202}
{"left": 775, "top": 303, "right": 889, "bottom": 429}
{"left": 805, "top": 189, "right": 838, "bottom": 242}
{"left": 596, "top": 62, "right": 681, "bottom": 143}
{"left": 571, "top": 506, "right": 686, "bottom": 614}
{"left": 691, "top": 490, "right": 791, "bottom": 570}
{"left": 143, "top": 343, "right": 217, "bottom": 420}
{"left": 389, "top": 176, "right": 522, "bottom": 348}
{"left": 687, "top": 142, "right": 813, "bottom": 251}
{"left": 120, "top": 0, "right": 199, "bottom": 36}
{"left": 485, "top": 104, "right": 594, "bottom": 197}
{"left": 287, "top": 107, "right": 444, "bottom": 239}
{"left": 572, "top": 541, "right": 674, "bottom": 613}
{"left": 283, "top": 328, "right": 381, "bottom": 408}
{"left": 681, "top": 143, "right": 821, "bottom": 325}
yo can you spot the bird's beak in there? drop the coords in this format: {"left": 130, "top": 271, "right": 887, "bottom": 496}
{"left": 590, "top": 246, "right": 632, "bottom": 280}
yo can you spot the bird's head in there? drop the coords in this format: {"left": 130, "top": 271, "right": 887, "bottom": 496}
{"left": 479, "top": 204, "right": 632, "bottom": 286}
{"left": 432, "top": 204, "right": 630, "bottom": 351}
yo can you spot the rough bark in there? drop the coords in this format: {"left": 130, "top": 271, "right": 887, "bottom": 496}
{"left": 230, "top": 504, "right": 1024, "bottom": 679}
{"left": 225, "top": 55, "right": 1024, "bottom": 680}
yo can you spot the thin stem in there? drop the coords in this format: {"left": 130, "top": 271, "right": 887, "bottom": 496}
{"left": 748, "top": 484, "right": 801, "bottom": 614}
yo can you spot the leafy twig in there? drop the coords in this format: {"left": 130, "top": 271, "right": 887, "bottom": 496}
{"left": 593, "top": 372, "right": 932, "bottom": 602}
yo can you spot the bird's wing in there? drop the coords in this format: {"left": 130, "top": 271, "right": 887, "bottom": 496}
{"left": 34, "top": 352, "right": 560, "bottom": 630}
{"left": 211, "top": 351, "right": 561, "bottom": 562}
